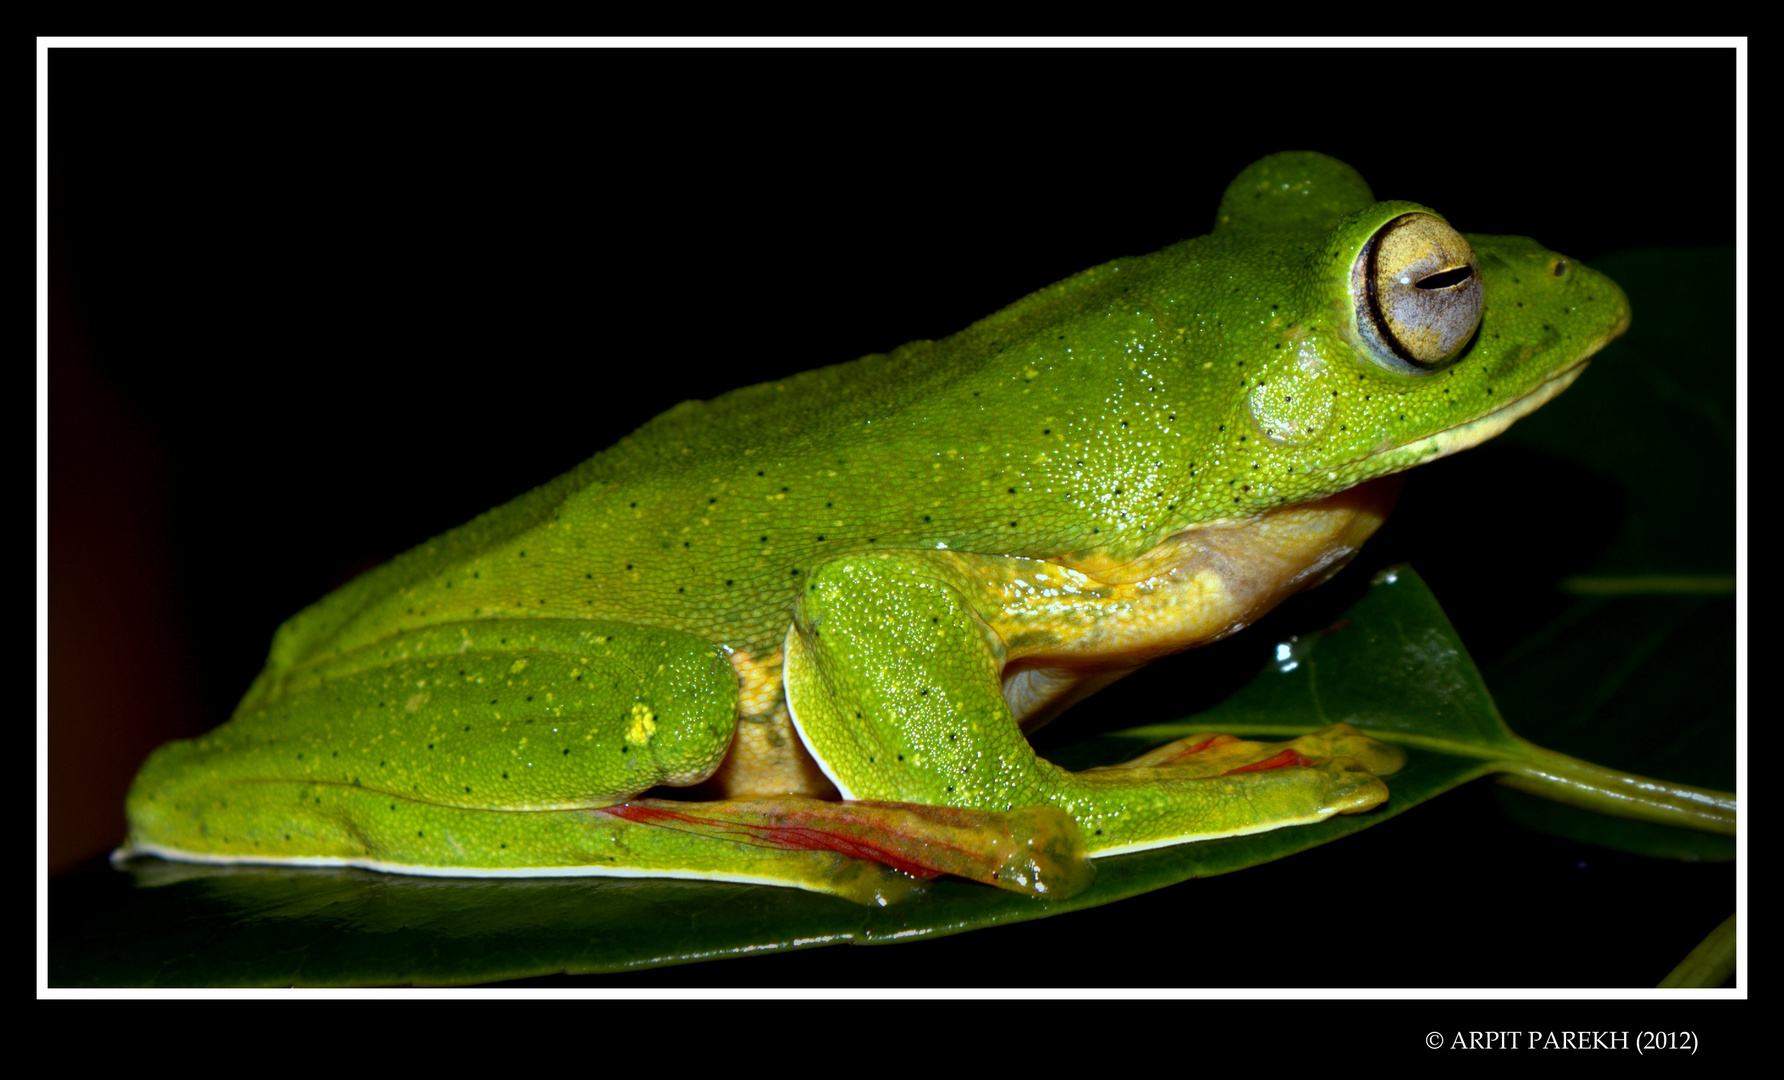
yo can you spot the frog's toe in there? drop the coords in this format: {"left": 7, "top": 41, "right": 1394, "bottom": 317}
{"left": 1297, "top": 723, "right": 1407, "bottom": 776}
{"left": 1314, "top": 762, "right": 1393, "bottom": 816}
{"left": 991, "top": 804, "right": 1097, "bottom": 899}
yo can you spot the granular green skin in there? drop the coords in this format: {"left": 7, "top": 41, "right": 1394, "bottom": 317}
{"left": 122, "top": 152, "right": 1631, "bottom": 900}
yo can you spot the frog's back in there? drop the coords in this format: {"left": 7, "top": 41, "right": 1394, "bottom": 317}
{"left": 262, "top": 250, "right": 1189, "bottom": 673}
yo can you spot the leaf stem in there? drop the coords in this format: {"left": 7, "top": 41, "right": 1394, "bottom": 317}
{"left": 1491, "top": 736, "right": 1735, "bottom": 835}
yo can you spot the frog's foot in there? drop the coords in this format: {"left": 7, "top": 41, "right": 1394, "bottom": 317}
{"left": 1092, "top": 722, "right": 1405, "bottom": 796}
{"left": 1055, "top": 723, "right": 1404, "bottom": 854}
{"left": 597, "top": 797, "right": 1095, "bottom": 901}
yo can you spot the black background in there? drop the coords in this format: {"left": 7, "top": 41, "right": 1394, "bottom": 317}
{"left": 50, "top": 45, "right": 1736, "bottom": 993}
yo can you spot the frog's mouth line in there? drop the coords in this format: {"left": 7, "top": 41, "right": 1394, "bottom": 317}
{"left": 1400, "top": 304, "right": 1634, "bottom": 467}
{"left": 1373, "top": 345, "right": 1602, "bottom": 469}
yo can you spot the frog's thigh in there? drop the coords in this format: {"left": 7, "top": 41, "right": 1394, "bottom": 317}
{"left": 783, "top": 551, "right": 1400, "bottom": 858}
{"left": 124, "top": 618, "right": 744, "bottom": 871}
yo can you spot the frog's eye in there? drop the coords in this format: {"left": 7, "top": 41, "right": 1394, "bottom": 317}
{"left": 1350, "top": 212, "right": 1483, "bottom": 374}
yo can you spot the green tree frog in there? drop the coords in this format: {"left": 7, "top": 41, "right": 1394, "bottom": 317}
{"left": 120, "top": 152, "right": 1631, "bottom": 904}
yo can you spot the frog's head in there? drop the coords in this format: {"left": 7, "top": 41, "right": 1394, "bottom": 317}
{"left": 1206, "top": 152, "right": 1631, "bottom": 514}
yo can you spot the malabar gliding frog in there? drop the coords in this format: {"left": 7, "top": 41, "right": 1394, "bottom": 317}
{"left": 120, "top": 152, "right": 1631, "bottom": 904}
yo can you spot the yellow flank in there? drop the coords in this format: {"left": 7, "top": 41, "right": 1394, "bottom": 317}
{"left": 709, "top": 648, "right": 836, "bottom": 797}
{"left": 729, "top": 648, "right": 785, "bottom": 717}
{"left": 989, "top": 477, "right": 1402, "bottom": 666}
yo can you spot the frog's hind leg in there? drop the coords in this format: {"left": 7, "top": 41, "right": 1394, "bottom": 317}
{"left": 782, "top": 550, "right": 1404, "bottom": 875}
{"left": 123, "top": 618, "right": 748, "bottom": 873}
{"left": 121, "top": 613, "right": 1091, "bottom": 904}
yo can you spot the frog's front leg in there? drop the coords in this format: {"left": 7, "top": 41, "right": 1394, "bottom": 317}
{"left": 783, "top": 549, "right": 1403, "bottom": 864}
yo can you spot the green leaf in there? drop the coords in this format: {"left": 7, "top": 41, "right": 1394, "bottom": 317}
{"left": 1446, "top": 246, "right": 1736, "bottom": 860}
